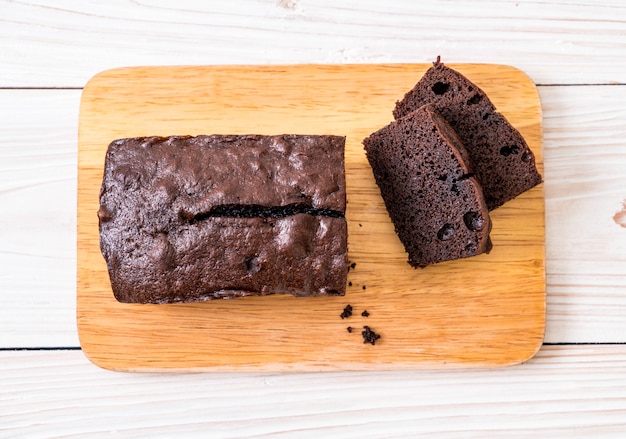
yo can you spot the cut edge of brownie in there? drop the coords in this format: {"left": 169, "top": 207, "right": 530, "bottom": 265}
{"left": 363, "top": 104, "right": 492, "bottom": 268}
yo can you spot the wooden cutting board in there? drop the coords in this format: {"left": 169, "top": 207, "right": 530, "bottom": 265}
{"left": 77, "top": 63, "right": 545, "bottom": 372}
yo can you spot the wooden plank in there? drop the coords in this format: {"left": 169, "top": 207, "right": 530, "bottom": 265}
{"left": 77, "top": 64, "right": 545, "bottom": 371}
{"left": 1, "top": 0, "right": 626, "bottom": 87}
{"left": 2, "top": 345, "right": 626, "bottom": 437}
{"left": 0, "top": 90, "right": 81, "bottom": 348}
{"left": 542, "top": 85, "right": 626, "bottom": 342}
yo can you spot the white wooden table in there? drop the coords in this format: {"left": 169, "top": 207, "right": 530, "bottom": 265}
{"left": 2, "top": 0, "right": 626, "bottom": 436}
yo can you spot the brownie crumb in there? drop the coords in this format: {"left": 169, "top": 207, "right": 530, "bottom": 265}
{"left": 350, "top": 262, "right": 357, "bottom": 269}
{"left": 361, "top": 326, "right": 381, "bottom": 345}
{"left": 340, "top": 304, "right": 353, "bottom": 319}
{"left": 348, "top": 281, "right": 353, "bottom": 287}
{"left": 362, "top": 285, "right": 366, "bottom": 290}
{"left": 359, "top": 223, "right": 363, "bottom": 227}
{"left": 361, "top": 310, "right": 369, "bottom": 317}
{"left": 347, "top": 326, "right": 353, "bottom": 333}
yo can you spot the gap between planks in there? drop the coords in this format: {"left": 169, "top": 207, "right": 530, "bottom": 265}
{"left": 3, "top": 342, "right": 626, "bottom": 352}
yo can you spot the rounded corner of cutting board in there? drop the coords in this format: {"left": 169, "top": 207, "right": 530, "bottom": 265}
{"left": 451, "top": 62, "right": 537, "bottom": 82}
{"left": 499, "top": 64, "right": 539, "bottom": 87}
{"left": 507, "top": 337, "right": 547, "bottom": 368}
{"left": 80, "top": 66, "right": 147, "bottom": 108}
{"left": 77, "top": 333, "right": 116, "bottom": 372}
{"left": 82, "top": 66, "right": 134, "bottom": 88}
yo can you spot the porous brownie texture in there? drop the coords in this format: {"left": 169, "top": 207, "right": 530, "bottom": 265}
{"left": 393, "top": 59, "right": 542, "bottom": 210}
{"left": 363, "top": 105, "right": 492, "bottom": 268}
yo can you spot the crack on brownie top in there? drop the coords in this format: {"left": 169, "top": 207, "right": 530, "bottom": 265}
{"left": 182, "top": 203, "right": 344, "bottom": 223}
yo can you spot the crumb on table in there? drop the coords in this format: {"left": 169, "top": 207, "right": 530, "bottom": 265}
{"left": 361, "top": 326, "right": 381, "bottom": 345}
{"left": 340, "top": 304, "right": 353, "bottom": 319}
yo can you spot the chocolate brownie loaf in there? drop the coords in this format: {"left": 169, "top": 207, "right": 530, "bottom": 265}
{"left": 98, "top": 134, "right": 348, "bottom": 303}
{"left": 393, "top": 58, "right": 542, "bottom": 210}
{"left": 363, "top": 105, "right": 492, "bottom": 268}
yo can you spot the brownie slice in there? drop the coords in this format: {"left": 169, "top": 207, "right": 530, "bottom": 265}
{"left": 393, "top": 58, "right": 542, "bottom": 210}
{"left": 98, "top": 134, "right": 348, "bottom": 303}
{"left": 363, "top": 105, "right": 492, "bottom": 268}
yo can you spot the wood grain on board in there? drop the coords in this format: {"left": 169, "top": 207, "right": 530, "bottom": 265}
{"left": 77, "top": 64, "right": 545, "bottom": 371}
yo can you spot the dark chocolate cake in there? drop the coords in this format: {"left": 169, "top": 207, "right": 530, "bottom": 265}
{"left": 393, "top": 58, "right": 542, "bottom": 210}
{"left": 98, "top": 134, "right": 348, "bottom": 303}
{"left": 363, "top": 104, "right": 492, "bottom": 268}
